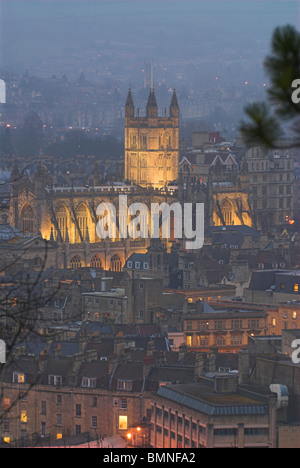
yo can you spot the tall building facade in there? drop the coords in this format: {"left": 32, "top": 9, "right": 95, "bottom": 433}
{"left": 245, "top": 144, "right": 295, "bottom": 231}
{"left": 124, "top": 88, "right": 179, "bottom": 188}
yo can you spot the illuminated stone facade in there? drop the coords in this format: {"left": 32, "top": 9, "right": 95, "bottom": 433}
{"left": 8, "top": 86, "right": 253, "bottom": 271}
{"left": 124, "top": 88, "right": 179, "bottom": 188}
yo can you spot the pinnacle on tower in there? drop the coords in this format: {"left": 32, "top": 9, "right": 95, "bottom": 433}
{"left": 146, "top": 87, "right": 158, "bottom": 118}
{"left": 170, "top": 88, "right": 179, "bottom": 118}
{"left": 125, "top": 88, "right": 134, "bottom": 117}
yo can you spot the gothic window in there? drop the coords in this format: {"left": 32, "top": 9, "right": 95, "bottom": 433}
{"left": 90, "top": 255, "right": 103, "bottom": 269}
{"left": 21, "top": 204, "right": 34, "bottom": 234}
{"left": 110, "top": 254, "right": 122, "bottom": 272}
{"left": 221, "top": 199, "right": 234, "bottom": 225}
{"left": 131, "top": 134, "right": 137, "bottom": 148}
{"left": 56, "top": 204, "right": 68, "bottom": 241}
{"left": 140, "top": 134, "right": 147, "bottom": 148}
{"left": 70, "top": 256, "right": 82, "bottom": 269}
{"left": 75, "top": 204, "right": 88, "bottom": 243}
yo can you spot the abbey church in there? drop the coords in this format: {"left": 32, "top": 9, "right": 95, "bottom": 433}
{"left": 8, "top": 87, "right": 252, "bottom": 271}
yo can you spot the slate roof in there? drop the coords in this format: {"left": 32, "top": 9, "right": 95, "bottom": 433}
{"left": 75, "top": 361, "right": 109, "bottom": 388}
{"left": 110, "top": 362, "right": 144, "bottom": 392}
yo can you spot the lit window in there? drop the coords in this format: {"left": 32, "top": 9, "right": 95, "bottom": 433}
{"left": 119, "top": 415, "right": 128, "bottom": 430}
{"left": 272, "top": 318, "right": 276, "bottom": 327}
{"left": 3, "top": 437, "right": 10, "bottom": 444}
{"left": 3, "top": 398, "right": 10, "bottom": 410}
{"left": 20, "top": 411, "right": 27, "bottom": 423}
{"left": 57, "top": 433, "right": 63, "bottom": 440}
{"left": 294, "top": 284, "right": 299, "bottom": 292}
{"left": 186, "top": 335, "right": 192, "bottom": 347}
{"left": 293, "top": 311, "right": 297, "bottom": 320}
{"left": 13, "top": 372, "right": 25, "bottom": 384}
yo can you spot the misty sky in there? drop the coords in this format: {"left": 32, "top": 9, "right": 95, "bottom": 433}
{"left": 1, "top": 1, "right": 299, "bottom": 74}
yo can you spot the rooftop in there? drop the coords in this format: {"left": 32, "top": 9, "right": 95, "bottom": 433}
{"left": 157, "top": 379, "right": 269, "bottom": 416}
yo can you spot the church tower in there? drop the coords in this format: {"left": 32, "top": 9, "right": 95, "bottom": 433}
{"left": 124, "top": 87, "right": 179, "bottom": 188}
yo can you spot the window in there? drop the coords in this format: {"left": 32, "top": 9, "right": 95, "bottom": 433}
{"left": 57, "top": 394, "right": 62, "bottom": 405}
{"left": 91, "top": 416, "right": 98, "bottom": 428}
{"left": 245, "top": 428, "right": 269, "bottom": 436}
{"left": 231, "top": 320, "right": 242, "bottom": 329}
{"left": 186, "top": 335, "right": 192, "bottom": 347}
{"left": 48, "top": 375, "right": 62, "bottom": 386}
{"left": 120, "top": 398, "right": 127, "bottom": 409}
{"left": 3, "top": 418, "right": 10, "bottom": 432}
{"left": 75, "top": 404, "right": 81, "bottom": 418}
{"left": 119, "top": 415, "right": 128, "bottom": 430}
{"left": 293, "top": 311, "right": 297, "bottom": 320}
{"left": 138, "top": 310, "right": 144, "bottom": 320}
{"left": 248, "top": 319, "right": 260, "bottom": 329}
{"left": 56, "top": 204, "right": 68, "bottom": 241}
{"left": 117, "top": 379, "right": 133, "bottom": 391}
{"left": 13, "top": 372, "right": 25, "bottom": 384}
{"left": 110, "top": 254, "right": 122, "bottom": 272}
{"left": 3, "top": 398, "right": 10, "bottom": 411}
{"left": 21, "top": 204, "right": 34, "bottom": 234}
{"left": 214, "top": 335, "right": 226, "bottom": 346}
{"left": 20, "top": 411, "right": 27, "bottom": 423}
{"left": 81, "top": 377, "right": 96, "bottom": 388}
{"left": 92, "top": 397, "right": 98, "bottom": 407}
{"left": 231, "top": 335, "right": 243, "bottom": 346}
{"left": 197, "top": 335, "right": 209, "bottom": 346}
{"left": 75, "top": 204, "right": 88, "bottom": 243}
{"left": 127, "top": 261, "right": 132, "bottom": 268}
{"left": 56, "top": 414, "right": 62, "bottom": 426}
{"left": 214, "top": 428, "right": 236, "bottom": 436}
{"left": 90, "top": 255, "right": 102, "bottom": 269}
{"left": 70, "top": 255, "right": 82, "bottom": 270}
{"left": 75, "top": 425, "right": 81, "bottom": 435}
{"left": 41, "top": 401, "right": 46, "bottom": 415}
{"left": 294, "top": 284, "right": 299, "bottom": 292}
{"left": 214, "top": 320, "right": 226, "bottom": 330}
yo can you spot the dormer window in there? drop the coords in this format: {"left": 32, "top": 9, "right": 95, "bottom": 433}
{"left": 81, "top": 377, "right": 96, "bottom": 388}
{"left": 117, "top": 379, "right": 133, "bottom": 391}
{"left": 48, "top": 375, "right": 62, "bottom": 386}
{"left": 13, "top": 372, "right": 25, "bottom": 384}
